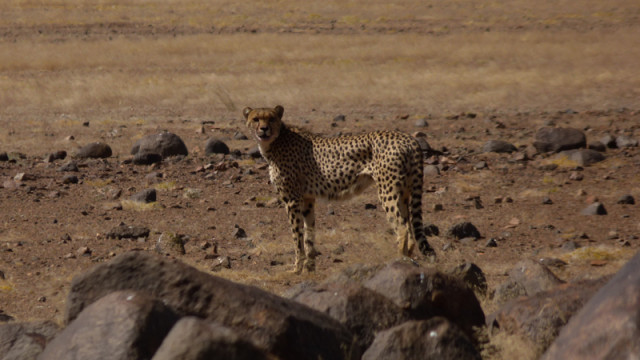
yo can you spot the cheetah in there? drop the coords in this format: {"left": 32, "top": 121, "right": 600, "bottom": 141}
{"left": 243, "top": 105, "right": 436, "bottom": 273}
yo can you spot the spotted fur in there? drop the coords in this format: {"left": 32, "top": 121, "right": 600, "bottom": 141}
{"left": 243, "top": 105, "right": 436, "bottom": 273}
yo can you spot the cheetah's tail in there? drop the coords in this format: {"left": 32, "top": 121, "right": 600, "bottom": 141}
{"left": 409, "top": 145, "right": 436, "bottom": 260}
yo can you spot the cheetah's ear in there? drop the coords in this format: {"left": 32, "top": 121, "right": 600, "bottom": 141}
{"left": 242, "top": 107, "right": 253, "bottom": 120}
{"left": 274, "top": 105, "right": 284, "bottom": 119}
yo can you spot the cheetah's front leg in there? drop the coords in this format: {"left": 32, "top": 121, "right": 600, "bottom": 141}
{"left": 302, "top": 198, "right": 318, "bottom": 272}
{"left": 284, "top": 199, "right": 306, "bottom": 274}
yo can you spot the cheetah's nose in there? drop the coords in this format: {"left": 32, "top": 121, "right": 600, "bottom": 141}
{"left": 260, "top": 126, "right": 269, "bottom": 132}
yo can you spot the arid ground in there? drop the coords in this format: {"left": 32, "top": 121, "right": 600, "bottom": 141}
{"left": 1, "top": 1, "right": 639, "bottom": 358}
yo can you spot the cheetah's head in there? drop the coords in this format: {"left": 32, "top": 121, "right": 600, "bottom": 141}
{"left": 242, "top": 105, "right": 284, "bottom": 147}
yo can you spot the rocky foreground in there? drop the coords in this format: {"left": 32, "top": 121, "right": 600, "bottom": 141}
{"left": 2, "top": 249, "right": 640, "bottom": 359}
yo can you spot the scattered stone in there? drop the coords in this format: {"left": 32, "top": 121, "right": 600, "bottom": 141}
{"left": 75, "top": 142, "right": 112, "bottom": 159}
{"left": 39, "top": 291, "right": 179, "bottom": 360}
{"left": 211, "top": 256, "right": 231, "bottom": 271}
{"left": 542, "top": 252, "right": 640, "bottom": 359}
{"left": 482, "top": 140, "right": 517, "bottom": 153}
{"left": 144, "top": 172, "right": 163, "bottom": 184}
{"left": 433, "top": 203, "right": 444, "bottom": 211}
{"left": 561, "top": 241, "right": 580, "bottom": 251}
{"left": 131, "top": 132, "right": 188, "bottom": 158}
{"left": 581, "top": 202, "right": 607, "bottom": 215}
{"left": 106, "top": 224, "right": 151, "bottom": 239}
{"left": 473, "top": 161, "right": 487, "bottom": 170}
{"left": 448, "top": 263, "right": 488, "bottom": 298}
{"left": 533, "top": 127, "right": 586, "bottom": 153}
{"left": 617, "top": 194, "right": 635, "bottom": 205}
{"left": 232, "top": 226, "right": 247, "bottom": 239}
{"left": 485, "top": 238, "right": 498, "bottom": 247}
{"left": 568, "top": 171, "right": 583, "bottom": 181}
{"left": 62, "top": 174, "right": 79, "bottom": 184}
{"left": 152, "top": 317, "right": 268, "bottom": 360}
{"left": 587, "top": 141, "right": 606, "bottom": 152}
{"left": 559, "top": 149, "right": 605, "bottom": 166}
{"left": 363, "top": 318, "right": 481, "bottom": 360}
{"left": 424, "top": 165, "right": 440, "bottom": 176}
{"left": 616, "top": 135, "right": 638, "bottom": 148}
{"left": 364, "top": 203, "right": 377, "bottom": 210}
{"left": 46, "top": 150, "right": 67, "bottom": 162}
{"left": 446, "top": 222, "right": 481, "bottom": 240}
{"left": 155, "top": 232, "right": 186, "bottom": 256}
{"left": 57, "top": 161, "right": 79, "bottom": 172}
{"left": 76, "top": 246, "right": 91, "bottom": 257}
{"left": 14, "top": 173, "right": 34, "bottom": 181}
{"left": 205, "top": 138, "right": 230, "bottom": 155}
{"left": 494, "top": 277, "right": 610, "bottom": 356}
{"left": 130, "top": 188, "right": 156, "bottom": 203}
{"left": 494, "top": 259, "right": 564, "bottom": 305}
{"left": 0, "top": 321, "right": 60, "bottom": 359}
{"left": 363, "top": 260, "right": 485, "bottom": 339}
{"left": 0, "top": 152, "right": 7, "bottom": 161}
{"left": 233, "top": 132, "right": 248, "bottom": 140}
{"left": 133, "top": 151, "right": 162, "bottom": 165}
{"left": 65, "top": 252, "right": 357, "bottom": 360}
{"left": 542, "top": 197, "right": 553, "bottom": 205}
{"left": 248, "top": 147, "right": 262, "bottom": 158}
{"left": 414, "top": 118, "right": 428, "bottom": 127}
{"left": 333, "top": 114, "right": 346, "bottom": 122}
{"left": 600, "top": 134, "right": 617, "bottom": 148}
{"left": 539, "top": 258, "right": 568, "bottom": 268}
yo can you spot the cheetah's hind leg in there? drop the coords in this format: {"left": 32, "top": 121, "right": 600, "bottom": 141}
{"left": 302, "top": 198, "right": 319, "bottom": 272}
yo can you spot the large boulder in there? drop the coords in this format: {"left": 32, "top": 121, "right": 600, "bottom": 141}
{"left": 363, "top": 260, "right": 485, "bottom": 340}
{"left": 131, "top": 132, "right": 188, "bottom": 158}
{"left": 292, "top": 280, "right": 410, "bottom": 350}
{"left": 362, "top": 318, "right": 481, "bottom": 360}
{"left": 40, "top": 291, "right": 178, "bottom": 360}
{"left": 533, "top": 127, "right": 586, "bottom": 153}
{"left": 151, "top": 317, "right": 268, "bottom": 360}
{"left": 493, "top": 259, "right": 564, "bottom": 304}
{"left": 65, "top": 251, "right": 359, "bottom": 360}
{"left": 204, "top": 138, "right": 230, "bottom": 155}
{"left": 492, "top": 277, "right": 609, "bottom": 356}
{"left": 0, "top": 321, "right": 60, "bottom": 360}
{"left": 542, "top": 251, "right": 640, "bottom": 359}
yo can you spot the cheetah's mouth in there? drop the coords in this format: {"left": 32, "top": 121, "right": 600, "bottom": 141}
{"left": 256, "top": 132, "right": 272, "bottom": 142}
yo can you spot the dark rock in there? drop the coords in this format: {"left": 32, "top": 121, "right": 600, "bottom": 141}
{"left": 448, "top": 263, "right": 488, "bottom": 298}
{"left": 333, "top": 114, "right": 346, "bottom": 122}
{"left": 205, "top": 138, "right": 230, "bottom": 155}
{"left": 581, "top": 202, "right": 607, "bottom": 215}
{"left": 542, "top": 252, "right": 640, "bottom": 359}
{"left": 133, "top": 152, "right": 162, "bottom": 165}
{"left": 493, "top": 277, "right": 609, "bottom": 356}
{"left": 414, "top": 118, "right": 429, "bottom": 127}
{"left": 232, "top": 226, "right": 247, "bottom": 239}
{"left": 233, "top": 132, "right": 249, "bottom": 140}
{"left": 600, "top": 134, "right": 617, "bottom": 148}
{"left": 0, "top": 152, "right": 8, "bottom": 161}
{"left": 130, "top": 188, "right": 156, "bottom": 203}
{"left": 446, "top": 222, "right": 481, "bottom": 240}
{"left": 65, "top": 252, "right": 359, "bottom": 360}
{"left": 542, "top": 197, "right": 553, "bottom": 205}
{"left": 46, "top": 150, "right": 67, "bottom": 162}
{"left": 533, "top": 127, "right": 586, "bottom": 153}
{"left": 40, "top": 291, "right": 178, "bottom": 360}
{"left": 248, "top": 147, "right": 262, "bottom": 158}
{"left": 559, "top": 149, "right": 605, "bottom": 166}
{"left": 0, "top": 321, "right": 60, "bottom": 360}
{"left": 362, "top": 318, "right": 481, "bottom": 360}
{"left": 62, "top": 175, "right": 79, "bottom": 184}
{"left": 152, "top": 317, "right": 268, "bottom": 360}
{"left": 131, "top": 132, "right": 188, "bottom": 158}
{"left": 494, "top": 259, "right": 564, "bottom": 304}
{"left": 482, "top": 140, "right": 517, "bottom": 153}
{"left": 57, "top": 161, "right": 79, "bottom": 172}
{"left": 473, "top": 161, "right": 487, "bottom": 170}
{"left": 587, "top": 141, "right": 606, "bottom": 152}
{"left": 144, "top": 171, "right": 163, "bottom": 184}
{"left": 363, "top": 260, "right": 485, "bottom": 340}
{"left": 364, "top": 203, "right": 377, "bottom": 210}
{"left": 292, "top": 280, "right": 410, "bottom": 350}
{"left": 75, "top": 142, "right": 112, "bottom": 159}
{"left": 617, "top": 195, "right": 635, "bottom": 205}
{"left": 106, "top": 224, "right": 150, "bottom": 239}
{"left": 485, "top": 238, "right": 498, "bottom": 247}
{"left": 616, "top": 135, "right": 638, "bottom": 148}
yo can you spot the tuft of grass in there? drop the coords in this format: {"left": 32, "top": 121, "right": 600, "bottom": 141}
{"left": 560, "top": 246, "right": 628, "bottom": 263}
{"left": 183, "top": 188, "right": 202, "bottom": 199}
{"left": 547, "top": 155, "right": 580, "bottom": 168}
{"left": 155, "top": 181, "right": 177, "bottom": 191}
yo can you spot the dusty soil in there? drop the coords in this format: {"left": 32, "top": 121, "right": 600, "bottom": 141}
{"left": 1, "top": 1, "right": 639, "bottom": 358}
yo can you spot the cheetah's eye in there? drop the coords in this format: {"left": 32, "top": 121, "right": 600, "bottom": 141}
{"left": 252, "top": 118, "right": 259, "bottom": 122}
